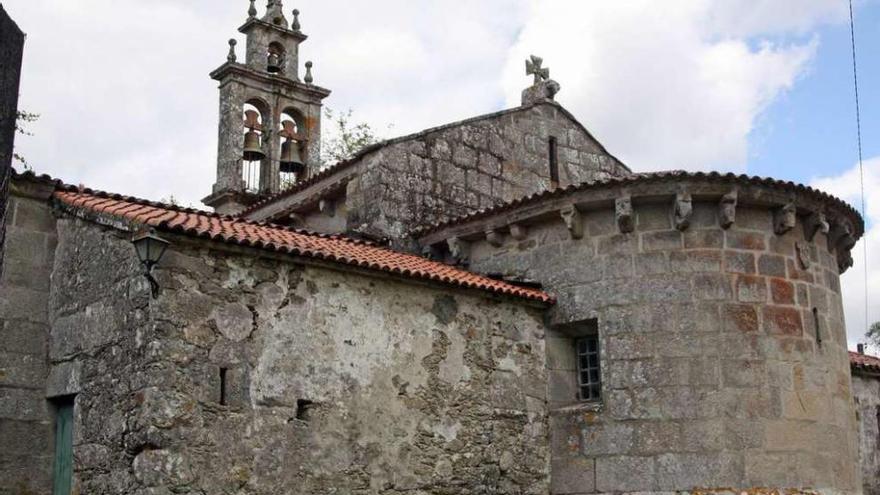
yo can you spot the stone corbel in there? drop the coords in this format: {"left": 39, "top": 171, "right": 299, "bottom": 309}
{"left": 616, "top": 196, "right": 634, "bottom": 234}
{"left": 674, "top": 192, "right": 692, "bottom": 231}
{"left": 830, "top": 222, "right": 856, "bottom": 272}
{"left": 485, "top": 229, "right": 504, "bottom": 247}
{"left": 719, "top": 190, "right": 737, "bottom": 229}
{"left": 559, "top": 205, "right": 584, "bottom": 239}
{"left": 509, "top": 223, "right": 528, "bottom": 241}
{"left": 828, "top": 221, "right": 854, "bottom": 253}
{"left": 804, "top": 211, "right": 829, "bottom": 242}
{"left": 318, "top": 198, "right": 335, "bottom": 217}
{"left": 447, "top": 237, "right": 471, "bottom": 264}
{"left": 838, "top": 250, "right": 854, "bottom": 273}
{"left": 288, "top": 213, "right": 305, "bottom": 227}
{"left": 773, "top": 202, "right": 796, "bottom": 235}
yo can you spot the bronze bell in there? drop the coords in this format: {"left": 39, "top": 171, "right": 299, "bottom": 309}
{"left": 242, "top": 130, "right": 265, "bottom": 162}
{"left": 279, "top": 138, "right": 305, "bottom": 174}
{"left": 267, "top": 52, "right": 282, "bottom": 74}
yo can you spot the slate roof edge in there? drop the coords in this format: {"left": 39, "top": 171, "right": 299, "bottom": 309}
{"left": 239, "top": 99, "right": 628, "bottom": 216}
{"left": 412, "top": 170, "right": 865, "bottom": 239}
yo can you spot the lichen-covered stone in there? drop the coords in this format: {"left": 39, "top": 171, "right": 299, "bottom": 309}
{"left": 22, "top": 212, "right": 549, "bottom": 494}
{"left": 454, "top": 185, "right": 861, "bottom": 494}
{"left": 248, "top": 102, "right": 630, "bottom": 246}
{"left": 853, "top": 371, "right": 880, "bottom": 495}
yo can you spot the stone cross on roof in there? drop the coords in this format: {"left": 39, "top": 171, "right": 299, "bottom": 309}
{"left": 521, "top": 54, "right": 559, "bottom": 105}
{"left": 526, "top": 55, "right": 549, "bottom": 85}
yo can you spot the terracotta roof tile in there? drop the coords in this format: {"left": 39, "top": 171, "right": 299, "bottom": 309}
{"left": 850, "top": 351, "right": 880, "bottom": 373}
{"left": 51, "top": 186, "right": 552, "bottom": 304}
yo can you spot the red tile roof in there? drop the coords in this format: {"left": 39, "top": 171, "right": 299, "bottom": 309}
{"left": 850, "top": 351, "right": 880, "bottom": 374}
{"left": 50, "top": 183, "right": 552, "bottom": 304}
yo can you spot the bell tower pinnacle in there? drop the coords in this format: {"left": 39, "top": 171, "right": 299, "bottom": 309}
{"left": 203, "top": 1, "right": 331, "bottom": 215}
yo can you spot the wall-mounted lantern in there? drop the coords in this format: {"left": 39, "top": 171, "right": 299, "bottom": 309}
{"left": 131, "top": 229, "right": 169, "bottom": 298}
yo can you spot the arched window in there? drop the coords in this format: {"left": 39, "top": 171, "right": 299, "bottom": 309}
{"left": 242, "top": 101, "right": 267, "bottom": 193}
{"left": 267, "top": 42, "right": 285, "bottom": 74}
{"left": 278, "top": 108, "right": 306, "bottom": 190}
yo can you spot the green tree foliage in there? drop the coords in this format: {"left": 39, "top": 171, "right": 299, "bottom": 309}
{"left": 320, "top": 107, "right": 384, "bottom": 165}
{"left": 13, "top": 110, "right": 39, "bottom": 170}
{"left": 866, "top": 321, "right": 880, "bottom": 352}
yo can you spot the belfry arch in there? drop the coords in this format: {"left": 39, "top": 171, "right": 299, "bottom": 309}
{"left": 203, "top": 0, "right": 330, "bottom": 215}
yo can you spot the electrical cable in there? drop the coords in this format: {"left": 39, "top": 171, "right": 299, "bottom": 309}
{"left": 849, "top": 0, "right": 869, "bottom": 337}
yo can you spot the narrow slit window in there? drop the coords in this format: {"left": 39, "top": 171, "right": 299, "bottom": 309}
{"left": 548, "top": 136, "right": 559, "bottom": 186}
{"left": 219, "top": 367, "right": 228, "bottom": 405}
{"left": 575, "top": 335, "right": 601, "bottom": 401}
{"left": 812, "top": 307, "right": 822, "bottom": 345}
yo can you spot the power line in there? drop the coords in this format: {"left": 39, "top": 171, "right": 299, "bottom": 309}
{"left": 849, "top": 0, "right": 869, "bottom": 335}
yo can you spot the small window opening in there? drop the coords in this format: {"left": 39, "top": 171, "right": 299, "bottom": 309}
{"left": 278, "top": 110, "right": 306, "bottom": 191}
{"left": 812, "top": 307, "right": 822, "bottom": 346}
{"left": 548, "top": 136, "right": 559, "bottom": 188}
{"left": 219, "top": 367, "right": 228, "bottom": 406}
{"left": 296, "top": 399, "right": 314, "bottom": 421}
{"left": 575, "top": 335, "right": 601, "bottom": 401}
{"left": 267, "top": 42, "right": 285, "bottom": 73}
{"left": 242, "top": 103, "right": 266, "bottom": 193}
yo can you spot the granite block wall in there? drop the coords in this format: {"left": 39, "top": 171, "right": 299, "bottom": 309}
{"left": 853, "top": 371, "right": 880, "bottom": 495}
{"left": 460, "top": 193, "right": 860, "bottom": 494}
{"left": 46, "top": 217, "right": 152, "bottom": 493}
{"left": 0, "top": 184, "right": 56, "bottom": 494}
{"left": 43, "top": 214, "right": 550, "bottom": 493}
{"left": 345, "top": 103, "right": 629, "bottom": 242}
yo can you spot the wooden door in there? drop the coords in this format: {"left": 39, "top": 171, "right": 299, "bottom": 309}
{"left": 52, "top": 398, "right": 74, "bottom": 495}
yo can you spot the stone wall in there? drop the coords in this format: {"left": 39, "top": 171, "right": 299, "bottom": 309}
{"left": 47, "top": 216, "right": 152, "bottom": 493}
{"left": 50, "top": 217, "right": 550, "bottom": 493}
{"left": 345, "top": 103, "right": 628, "bottom": 242}
{"left": 853, "top": 371, "right": 880, "bottom": 495}
{"left": 251, "top": 102, "right": 630, "bottom": 244}
{"left": 0, "top": 6, "right": 25, "bottom": 277}
{"left": 0, "top": 182, "right": 57, "bottom": 494}
{"left": 428, "top": 180, "right": 861, "bottom": 493}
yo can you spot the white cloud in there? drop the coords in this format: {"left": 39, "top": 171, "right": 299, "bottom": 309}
{"left": 8, "top": 0, "right": 240, "bottom": 206}
{"left": 810, "top": 158, "right": 880, "bottom": 349}
{"left": 500, "top": 0, "right": 840, "bottom": 172}
{"left": 301, "top": 0, "right": 527, "bottom": 138}
{"left": 5, "top": 0, "right": 863, "bottom": 208}
{"left": 702, "top": 0, "right": 849, "bottom": 37}
{"left": 7, "top": 0, "right": 524, "bottom": 206}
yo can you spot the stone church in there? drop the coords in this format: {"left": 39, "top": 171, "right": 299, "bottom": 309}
{"left": 2, "top": 2, "right": 879, "bottom": 494}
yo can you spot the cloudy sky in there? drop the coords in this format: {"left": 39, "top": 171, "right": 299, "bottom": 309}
{"left": 5, "top": 0, "right": 879, "bottom": 347}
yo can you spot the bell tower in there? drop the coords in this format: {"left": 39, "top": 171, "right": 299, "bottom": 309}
{"left": 204, "top": 0, "right": 331, "bottom": 215}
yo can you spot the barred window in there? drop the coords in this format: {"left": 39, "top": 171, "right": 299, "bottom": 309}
{"left": 547, "top": 319, "right": 600, "bottom": 408}
{"left": 576, "top": 335, "right": 601, "bottom": 401}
